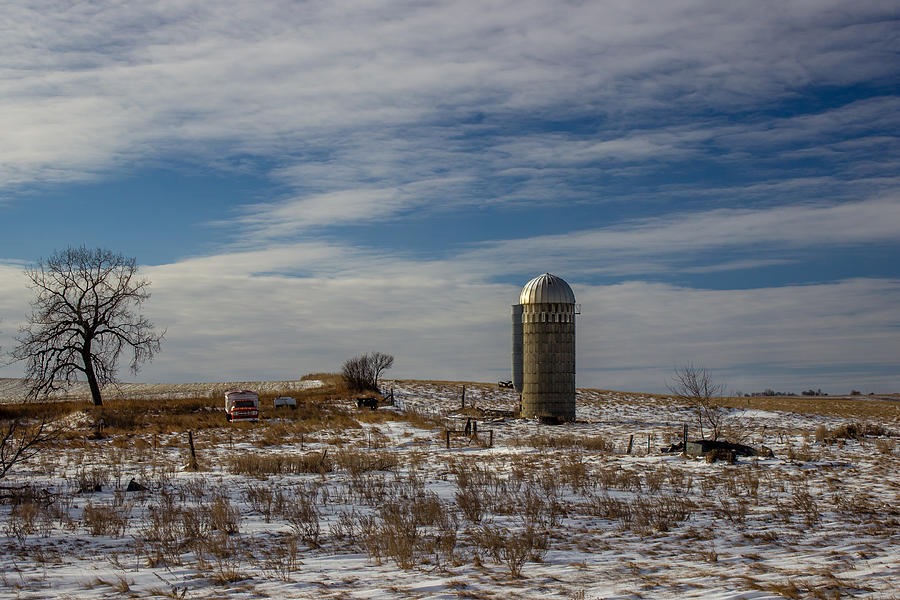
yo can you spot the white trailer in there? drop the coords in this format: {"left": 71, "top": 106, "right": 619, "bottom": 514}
{"left": 274, "top": 396, "right": 297, "bottom": 409}
{"left": 225, "top": 389, "right": 259, "bottom": 422}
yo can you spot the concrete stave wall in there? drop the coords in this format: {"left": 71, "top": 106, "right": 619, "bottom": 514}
{"left": 520, "top": 303, "right": 576, "bottom": 421}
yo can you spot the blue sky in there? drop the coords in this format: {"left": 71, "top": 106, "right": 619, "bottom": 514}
{"left": 2, "top": 1, "right": 900, "bottom": 393}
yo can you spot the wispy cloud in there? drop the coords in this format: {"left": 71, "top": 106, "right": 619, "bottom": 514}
{"left": 227, "top": 175, "right": 473, "bottom": 238}
{"left": 2, "top": 0, "right": 898, "bottom": 195}
{"left": 461, "top": 196, "right": 900, "bottom": 277}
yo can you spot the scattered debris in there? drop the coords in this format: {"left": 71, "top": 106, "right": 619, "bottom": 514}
{"left": 356, "top": 397, "right": 379, "bottom": 410}
{"left": 664, "top": 440, "right": 768, "bottom": 459}
{"left": 126, "top": 478, "right": 147, "bottom": 492}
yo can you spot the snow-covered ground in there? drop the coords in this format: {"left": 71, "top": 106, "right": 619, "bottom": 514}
{"left": 2, "top": 381, "right": 898, "bottom": 599}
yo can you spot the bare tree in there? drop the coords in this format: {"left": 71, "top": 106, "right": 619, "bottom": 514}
{"left": 342, "top": 354, "right": 373, "bottom": 391}
{"left": 1, "top": 415, "right": 60, "bottom": 480}
{"left": 370, "top": 351, "right": 394, "bottom": 392}
{"left": 342, "top": 352, "right": 394, "bottom": 392}
{"left": 12, "top": 247, "right": 165, "bottom": 406}
{"left": 668, "top": 364, "right": 727, "bottom": 441}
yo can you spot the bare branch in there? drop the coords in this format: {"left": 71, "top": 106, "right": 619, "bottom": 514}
{"left": 0, "top": 416, "right": 63, "bottom": 480}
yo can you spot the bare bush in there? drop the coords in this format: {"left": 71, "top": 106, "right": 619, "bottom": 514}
{"left": 245, "top": 484, "right": 286, "bottom": 523}
{"left": 715, "top": 495, "right": 749, "bottom": 525}
{"left": 284, "top": 484, "right": 321, "bottom": 547}
{"left": 668, "top": 364, "right": 727, "bottom": 441}
{"left": 476, "top": 525, "right": 547, "bottom": 578}
{"left": 559, "top": 454, "right": 591, "bottom": 494}
{"left": 455, "top": 485, "right": 487, "bottom": 523}
{"left": 511, "top": 433, "right": 613, "bottom": 452}
{"left": 379, "top": 501, "right": 420, "bottom": 569}
{"left": 329, "top": 509, "right": 361, "bottom": 543}
{"left": 791, "top": 486, "right": 820, "bottom": 526}
{"left": 5, "top": 501, "right": 41, "bottom": 542}
{"left": 357, "top": 514, "right": 382, "bottom": 564}
{"left": 82, "top": 501, "right": 131, "bottom": 536}
{"left": 260, "top": 533, "right": 302, "bottom": 581}
{"left": 589, "top": 493, "right": 694, "bottom": 533}
{"left": 204, "top": 493, "right": 240, "bottom": 535}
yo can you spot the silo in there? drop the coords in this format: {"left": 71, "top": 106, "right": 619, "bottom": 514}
{"left": 511, "top": 304, "right": 524, "bottom": 393}
{"left": 513, "top": 273, "right": 576, "bottom": 422}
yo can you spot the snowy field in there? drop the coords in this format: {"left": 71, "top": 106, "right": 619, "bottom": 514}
{"left": 2, "top": 380, "right": 899, "bottom": 599}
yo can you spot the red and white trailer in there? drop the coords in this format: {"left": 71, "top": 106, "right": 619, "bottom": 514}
{"left": 224, "top": 389, "right": 259, "bottom": 422}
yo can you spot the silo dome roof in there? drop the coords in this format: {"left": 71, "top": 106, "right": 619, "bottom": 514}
{"left": 519, "top": 273, "right": 575, "bottom": 304}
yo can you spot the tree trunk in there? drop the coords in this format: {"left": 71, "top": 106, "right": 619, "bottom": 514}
{"left": 82, "top": 349, "right": 103, "bottom": 407}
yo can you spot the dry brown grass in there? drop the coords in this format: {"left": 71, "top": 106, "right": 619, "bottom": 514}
{"left": 717, "top": 395, "right": 900, "bottom": 421}
{"left": 0, "top": 374, "right": 361, "bottom": 436}
{"left": 227, "top": 451, "right": 333, "bottom": 476}
{"left": 510, "top": 433, "right": 614, "bottom": 452}
{"left": 334, "top": 449, "right": 400, "bottom": 475}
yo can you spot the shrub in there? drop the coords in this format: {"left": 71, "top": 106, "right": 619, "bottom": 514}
{"left": 455, "top": 486, "right": 486, "bottom": 523}
{"left": 5, "top": 502, "right": 41, "bottom": 542}
{"left": 379, "top": 502, "right": 420, "bottom": 569}
{"left": 260, "top": 533, "right": 301, "bottom": 581}
{"left": 476, "top": 525, "right": 548, "bottom": 578}
{"left": 227, "top": 451, "right": 332, "bottom": 476}
{"left": 284, "top": 483, "right": 321, "bottom": 547}
{"left": 82, "top": 501, "right": 131, "bottom": 537}
{"left": 791, "top": 486, "right": 820, "bottom": 526}
{"left": 589, "top": 493, "right": 694, "bottom": 532}
{"left": 204, "top": 494, "right": 240, "bottom": 535}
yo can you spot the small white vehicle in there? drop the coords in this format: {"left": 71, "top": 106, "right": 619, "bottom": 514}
{"left": 225, "top": 389, "right": 259, "bottom": 422}
{"left": 274, "top": 396, "right": 297, "bottom": 409}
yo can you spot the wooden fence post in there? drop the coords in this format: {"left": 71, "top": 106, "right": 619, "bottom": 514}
{"left": 187, "top": 430, "right": 198, "bottom": 471}
{"left": 682, "top": 423, "right": 688, "bottom": 456}
{"left": 446, "top": 429, "right": 451, "bottom": 449}
{"left": 626, "top": 434, "right": 634, "bottom": 454}
{"left": 489, "top": 430, "right": 493, "bottom": 448}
